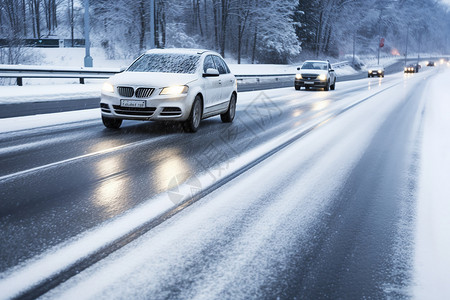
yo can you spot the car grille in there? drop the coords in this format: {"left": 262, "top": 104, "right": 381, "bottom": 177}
{"left": 117, "top": 86, "right": 155, "bottom": 98}
{"left": 135, "top": 88, "right": 154, "bottom": 98}
{"left": 112, "top": 105, "right": 156, "bottom": 116}
{"left": 302, "top": 74, "right": 318, "bottom": 80}
{"left": 118, "top": 86, "right": 134, "bottom": 97}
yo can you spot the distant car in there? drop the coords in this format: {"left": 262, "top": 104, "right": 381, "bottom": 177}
{"left": 100, "top": 49, "right": 237, "bottom": 132}
{"left": 427, "top": 61, "right": 435, "bottom": 66}
{"left": 404, "top": 64, "right": 419, "bottom": 73}
{"left": 295, "top": 60, "right": 337, "bottom": 91}
{"left": 367, "top": 65, "right": 385, "bottom": 77}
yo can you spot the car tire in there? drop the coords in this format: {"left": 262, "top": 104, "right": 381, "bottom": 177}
{"left": 295, "top": 85, "right": 300, "bottom": 90}
{"left": 368, "top": 74, "right": 371, "bottom": 78}
{"left": 324, "top": 80, "right": 330, "bottom": 91}
{"left": 102, "top": 116, "right": 122, "bottom": 129}
{"left": 330, "top": 80, "right": 335, "bottom": 90}
{"left": 183, "top": 95, "right": 202, "bottom": 133}
{"left": 221, "top": 93, "right": 236, "bottom": 123}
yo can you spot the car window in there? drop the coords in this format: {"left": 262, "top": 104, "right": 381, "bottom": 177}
{"left": 212, "top": 56, "right": 228, "bottom": 74}
{"left": 127, "top": 53, "right": 200, "bottom": 74}
{"left": 203, "top": 55, "right": 216, "bottom": 73}
{"left": 302, "top": 62, "right": 327, "bottom": 70}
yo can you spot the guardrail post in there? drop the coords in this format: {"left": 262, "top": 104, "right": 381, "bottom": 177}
{"left": 80, "top": 78, "right": 85, "bottom": 84}
{"left": 17, "top": 77, "right": 23, "bottom": 86}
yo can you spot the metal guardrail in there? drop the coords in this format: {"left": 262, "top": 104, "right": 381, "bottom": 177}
{"left": 0, "top": 61, "right": 352, "bottom": 86}
{"left": 0, "top": 65, "right": 119, "bottom": 85}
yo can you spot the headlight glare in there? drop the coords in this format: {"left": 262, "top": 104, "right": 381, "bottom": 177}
{"left": 160, "top": 85, "right": 189, "bottom": 95}
{"left": 102, "top": 82, "right": 114, "bottom": 93}
{"left": 295, "top": 74, "right": 302, "bottom": 80}
{"left": 318, "top": 74, "right": 327, "bottom": 81}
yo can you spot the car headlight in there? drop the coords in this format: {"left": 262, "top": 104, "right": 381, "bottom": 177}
{"left": 160, "top": 85, "right": 189, "bottom": 95}
{"left": 295, "top": 74, "right": 302, "bottom": 79}
{"left": 318, "top": 74, "right": 327, "bottom": 81}
{"left": 378, "top": 70, "right": 382, "bottom": 73}
{"left": 102, "top": 82, "right": 114, "bottom": 93}
{"left": 368, "top": 70, "right": 373, "bottom": 73}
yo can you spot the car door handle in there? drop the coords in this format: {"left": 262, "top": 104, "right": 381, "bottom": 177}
{"left": 218, "top": 80, "right": 222, "bottom": 84}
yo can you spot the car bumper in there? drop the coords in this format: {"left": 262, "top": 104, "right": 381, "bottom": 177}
{"left": 368, "top": 71, "right": 383, "bottom": 77}
{"left": 100, "top": 92, "right": 193, "bottom": 122}
{"left": 295, "top": 79, "right": 328, "bottom": 88}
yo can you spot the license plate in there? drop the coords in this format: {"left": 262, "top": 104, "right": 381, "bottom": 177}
{"left": 305, "top": 81, "right": 314, "bottom": 85}
{"left": 121, "top": 100, "right": 145, "bottom": 108}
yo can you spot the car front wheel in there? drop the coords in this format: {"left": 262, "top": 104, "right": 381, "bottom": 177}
{"left": 324, "top": 80, "right": 330, "bottom": 91}
{"left": 221, "top": 93, "right": 236, "bottom": 123}
{"left": 183, "top": 95, "right": 202, "bottom": 133}
{"left": 102, "top": 116, "right": 122, "bottom": 129}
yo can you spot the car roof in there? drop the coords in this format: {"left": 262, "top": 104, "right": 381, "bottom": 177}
{"left": 144, "top": 48, "right": 220, "bottom": 56}
{"left": 303, "top": 60, "right": 328, "bottom": 63}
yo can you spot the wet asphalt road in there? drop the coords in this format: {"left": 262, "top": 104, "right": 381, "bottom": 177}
{"left": 0, "top": 66, "right": 441, "bottom": 298}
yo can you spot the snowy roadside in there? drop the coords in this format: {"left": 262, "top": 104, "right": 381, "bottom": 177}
{"left": 414, "top": 68, "right": 450, "bottom": 298}
{"left": 0, "top": 83, "right": 103, "bottom": 104}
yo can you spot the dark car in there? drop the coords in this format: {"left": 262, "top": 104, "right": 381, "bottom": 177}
{"left": 404, "top": 64, "right": 419, "bottom": 73}
{"left": 427, "top": 61, "right": 435, "bottom": 67}
{"left": 367, "top": 65, "right": 385, "bottom": 77}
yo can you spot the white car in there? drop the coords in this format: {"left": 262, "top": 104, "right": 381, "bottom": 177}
{"left": 100, "top": 49, "right": 237, "bottom": 132}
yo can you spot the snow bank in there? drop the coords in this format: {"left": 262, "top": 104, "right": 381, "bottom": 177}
{"left": 414, "top": 68, "right": 450, "bottom": 298}
{"left": 0, "top": 83, "right": 103, "bottom": 104}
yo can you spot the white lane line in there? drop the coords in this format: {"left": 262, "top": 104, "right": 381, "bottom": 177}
{"left": 0, "top": 135, "right": 168, "bottom": 183}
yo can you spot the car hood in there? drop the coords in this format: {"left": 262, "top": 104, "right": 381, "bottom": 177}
{"left": 108, "top": 72, "right": 198, "bottom": 87}
{"left": 299, "top": 69, "right": 328, "bottom": 75}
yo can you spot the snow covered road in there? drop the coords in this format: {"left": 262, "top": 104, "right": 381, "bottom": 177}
{"left": 0, "top": 66, "right": 449, "bottom": 299}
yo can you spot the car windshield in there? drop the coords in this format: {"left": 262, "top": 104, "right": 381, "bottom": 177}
{"left": 302, "top": 62, "right": 328, "bottom": 70}
{"left": 127, "top": 53, "right": 200, "bottom": 74}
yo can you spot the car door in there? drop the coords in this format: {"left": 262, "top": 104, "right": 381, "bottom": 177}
{"left": 202, "top": 55, "right": 222, "bottom": 110}
{"left": 212, "top": 56, "right": 235, "bottom": 107}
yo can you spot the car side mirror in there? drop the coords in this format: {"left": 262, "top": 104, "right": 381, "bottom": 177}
{"left": 119, "top": 66, "right": 127, "bottom": 72}
{"left": 203, "top": 68, "right": 220, "bottom": 77}
{"left": 329, "top": 69, "right": 335, "bottom": 72}
{"left": 297, "top": 67, "right": 301, "bottom": 71}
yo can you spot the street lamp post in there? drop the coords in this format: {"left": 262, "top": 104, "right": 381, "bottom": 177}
{"left": 84, "top": 0, "right": 93, "bottom": 67}
{"left": 149, "top": 0, "right": 155, "bottom": 49}
{"left": 405, "top": 26, "right": 409, "bottom": 66}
